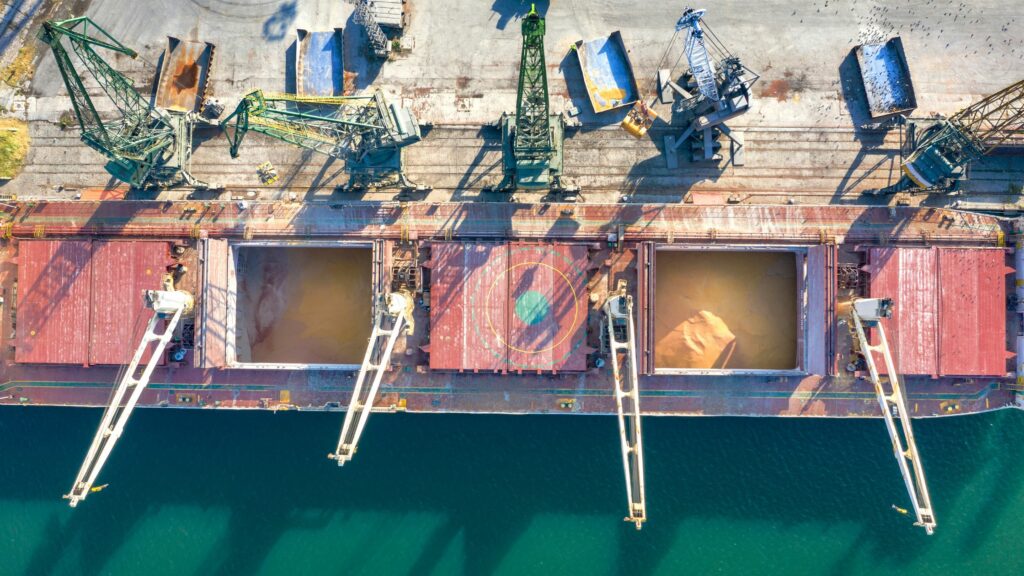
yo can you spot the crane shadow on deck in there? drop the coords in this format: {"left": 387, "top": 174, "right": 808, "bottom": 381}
{"left": 618, "top": 129, "right": 718, "bottom": 204}
{"left": 448, "top": 126, "right": 503, "bottom": 199}
{"left": 490, "top": 0, "right": 550, "bottom": 30}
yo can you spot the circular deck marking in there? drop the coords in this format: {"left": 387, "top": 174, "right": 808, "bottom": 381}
{"left": 514, "top": 290, "right": 550, "bottom": 326}
{"left": 485, "top": 261, "right": 581, "bottom": 355}
{"left": 467, "top": 245, "right": 589, "bottom": 369}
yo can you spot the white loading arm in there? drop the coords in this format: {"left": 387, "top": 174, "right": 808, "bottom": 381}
{"left": 329, "top": 290, "right": 413, "bottom": 465}
{"left": 603, "top": 281, "right": 647, "bottom": 529}
{"left": 849, "top": 298, "right": 936, "bottom": 534}
{"left": 64, "top": 278, "right": 193, "bottom": 507}
{"left": 677, "top": 7, "right": 719, "bottom": 103}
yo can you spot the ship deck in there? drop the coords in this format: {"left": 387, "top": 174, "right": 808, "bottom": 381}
{"left": 0, "top": 201, "right": 1016, "bottom": 419}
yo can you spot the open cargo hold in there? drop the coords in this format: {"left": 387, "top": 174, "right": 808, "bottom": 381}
{"left": 231, "top": 245, "right": 373, "bottom": 367}
{"left": 296, "top": 28, "right": 343, "bottom": 96}
{"left": 855, "top": 37, "right": 917, "bottom": 119}
{"left": 574, "top": 32, "right": 639, "bottom": 113}
{"left": 639, "top": 245, "right": 835, "bottom": 376}
{"left": 155, "top": 37, "right": 215, "bottom": 113}
{"left": 653, "top": 250, "right": 798, "bottom": 371}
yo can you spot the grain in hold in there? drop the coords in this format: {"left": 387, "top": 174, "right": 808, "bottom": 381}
{"left": 234, "top": 246, "right": 372, "bottom": 365}
{"left": 654, "top": 250, "right": 798, "bottom": 370}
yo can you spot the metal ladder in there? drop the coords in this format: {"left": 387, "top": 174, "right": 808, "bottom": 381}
{"left": 603, "top": 281, "right": 647, "bottom": 529}
{"left": 329, "top": 290, "right": 411, "bottom": 465}
{"left": 850, "top": 298, "right": 936, "bottom": 534}
{"left": 65, "top": 283, "right": 192, "bottom": 507}
{"left": 355, "top": 0, "right": 391, "bottom": 59}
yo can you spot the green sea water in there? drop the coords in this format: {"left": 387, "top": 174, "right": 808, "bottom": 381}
{"left": 1, "top": 406, "right": 1022, "bottom": 576}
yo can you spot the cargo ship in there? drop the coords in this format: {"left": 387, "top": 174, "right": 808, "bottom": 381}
{"left": 2, "top": 201, "right": 1017, "bottom": 419}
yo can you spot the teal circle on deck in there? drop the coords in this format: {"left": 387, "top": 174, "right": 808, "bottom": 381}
{"left": 514, "top": 290, "right": 550, "bottom": 326}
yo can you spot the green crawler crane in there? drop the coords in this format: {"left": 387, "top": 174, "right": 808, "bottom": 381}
{"left": 492, "top": 5, "right": 567, "bottom": 193}
{"left": 39, "top": 17, "right": 207, "bottom": 188}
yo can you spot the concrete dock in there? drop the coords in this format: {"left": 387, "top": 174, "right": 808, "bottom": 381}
{"left": 4, "top": 0, "right": 1022, "bottom": 205}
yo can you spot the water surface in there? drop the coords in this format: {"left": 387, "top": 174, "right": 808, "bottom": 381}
{"left": 1, "top": 406, "right": 1022, "bottom": 575}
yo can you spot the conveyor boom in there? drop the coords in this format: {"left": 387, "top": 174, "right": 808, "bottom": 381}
{"left": 330, "top": 291, "right": 412, "bottom": 465}
{"left": 64, "top": 282, "right": 192, "bottom": 507}
{"left": 850, "top": 298, "right": 936, "bottom": 534}
{"left": 603, "top": 282, "right": 647, "bottom": 529}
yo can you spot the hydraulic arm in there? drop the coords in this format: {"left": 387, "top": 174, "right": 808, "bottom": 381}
{"left": 39, "top": 17, "right": 202, "bottom": 188}
{"left": 221, "top": 90, "right": 421, "bottom": 187}
{"left": 65, "top": 277, "right": 193, "bottom": 507}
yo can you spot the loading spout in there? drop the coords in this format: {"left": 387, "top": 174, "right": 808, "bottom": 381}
{"left": 65, "top": 277, "right": 193, "bottom": 507}
{"left": 329, "top": 290, "right": 413, "bottom": 465}
{"left": 847, "top": 298, "right": 936, "bottom": 534}
{"left": 603, "top": 281, "right": 647, "bottom": 529}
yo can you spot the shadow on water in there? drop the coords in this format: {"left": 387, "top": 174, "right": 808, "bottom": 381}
{"left": 2, "top": 407, "right": 1022, "bottom": 575}
{"left": 940, "top": 414, "right": 1024, "bottom": 554}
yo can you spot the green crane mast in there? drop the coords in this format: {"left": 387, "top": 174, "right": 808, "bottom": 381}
{"left": 493, "top": 5, "right": 565, "bottom": 192}
{"left": 39, "top": 17, "right": 204, "bottom": 188}
{"left": 221, "top": 90, "right": 421, "bottom": 188}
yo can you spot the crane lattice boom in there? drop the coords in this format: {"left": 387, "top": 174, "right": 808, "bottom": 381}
{"left": 40, "top": 17, "right": 177, "bottom": 187}
{"left": 491, "top": 4, "right": 565, "bottom": 192}
{"left": 513, "top": 7, "right": 552, "bottom": 159}
{"left": 873, "top": 79, "right": 1024, "bottom": 193}
{"left": 950, "top": 78, "right": 1024, "bottom": 151}
{"left": 658, "top": 6, "right": 757, "bottom": 164}
{"left": 677, "top": 8, "right": 719, "bottom": 103}
{"left": 221, "top": 90, "right": 420, "bottom": 184}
